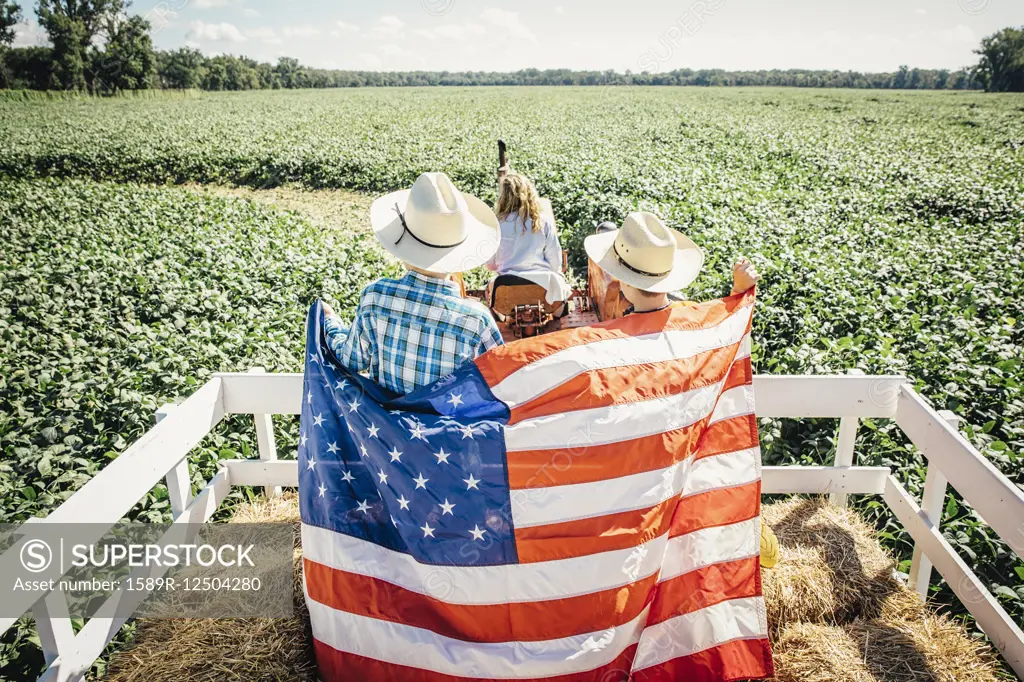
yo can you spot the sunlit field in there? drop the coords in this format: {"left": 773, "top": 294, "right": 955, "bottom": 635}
{"left": 2, "top": 88, "right": 1023, "bottom": 668}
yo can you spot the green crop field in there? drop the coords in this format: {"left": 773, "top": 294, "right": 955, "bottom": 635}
{"left": 1, "top": 86, "right": 1023, "bottom": 676}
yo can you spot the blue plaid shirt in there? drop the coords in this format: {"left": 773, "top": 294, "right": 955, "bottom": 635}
{"left": 324, "top": 271, "right": 504, "bottom": 395}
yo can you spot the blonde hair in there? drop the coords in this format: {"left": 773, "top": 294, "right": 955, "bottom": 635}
{"left": 496, "top": 172, "right": 545, "bottom": 233}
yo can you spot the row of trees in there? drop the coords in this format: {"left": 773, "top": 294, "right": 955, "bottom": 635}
{"left": 0, "top": 1, "right": 1021, "bottom": 93}
{"left": 1, "top": 0, "right": 156, "bottom": 92}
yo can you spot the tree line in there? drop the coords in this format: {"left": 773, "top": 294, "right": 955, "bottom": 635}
{"left": 1, "top": 1, "right": 1022, "bottom": 93}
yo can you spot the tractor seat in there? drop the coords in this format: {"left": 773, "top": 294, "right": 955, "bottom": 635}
{"left": 490, "top": 274, "right": 563, "bottom": 318}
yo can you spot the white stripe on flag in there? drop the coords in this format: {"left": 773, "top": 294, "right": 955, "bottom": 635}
{"left": 490, "top": 307, "right": 753, "bottom": 408}
{"left": 736, "top": 333, "right": 752, "bottom": 361}
{"left": 512, "top": 460, "right": 692, "bottom": 528}
{"left": 659, "top": 517, "right": 761, "bottom": 584}
{"left": 709, "top": 384, "right": 755, "bottom": 425}
{"left": 681, "top": 446, "right": 761, "bottom": 498}
{"left": 301, "top": 523, "right": 668, "bottom": 605}
{"left": 505, "top": 379, "right": 723, "bottom": 452}
{"left": 306, "top": 594, "right": 650, "bottom": 679}
{"left": 631, "top": 596, "right": 768, "bottom": 671}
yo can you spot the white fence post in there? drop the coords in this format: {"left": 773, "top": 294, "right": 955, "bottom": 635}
{"left": 28, "top": 545, "right": 75, "bottom": 668}
{"left": 830, "top": 369, "right": 863, "bottom": 507}
{"left": 249, "top": 368, "right": 281, "bottom": 498}
{"left": 157, "top": 403, "right": 192, "bottom": 518}
{"left": 908, "top": 409, "right": 958, "bottom": 598}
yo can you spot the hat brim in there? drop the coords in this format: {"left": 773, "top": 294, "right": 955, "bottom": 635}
{"left": 370, "top": 190, "right": 500, "bottom": 273}
{"left": 584, "top": 229, "right": 704, "bottom": 293}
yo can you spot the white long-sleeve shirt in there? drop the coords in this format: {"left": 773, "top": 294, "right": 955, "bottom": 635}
{"left": 486, "top": 214, "right": 571, "bottom": 304}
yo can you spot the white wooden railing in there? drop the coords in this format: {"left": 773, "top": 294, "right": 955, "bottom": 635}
{"left": 3, "top": 372, "right": 1024, "bottom": 681}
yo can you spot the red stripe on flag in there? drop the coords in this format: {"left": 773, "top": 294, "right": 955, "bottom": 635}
{"left": 630, "top": 637, "right": 774, "bottom": 681}
{"left": 646, "top": 557, "right": 761, "bottom": 625}
{"left": 303, "top": 558, "right": 659, "bottom": 643}
{"left": 312, "top": 639, "right": 639, "bottom": 682}
{"left": 670, "top": 480, "right": 762, "bottom": 538}
{"left": 695, "top": 414, "right": 759, "bottom": 462}
{"left": 475, "top": 293, "right": 754, "bottom": 388}
{"left": 721, "top": 356, "right": 752, "bottom": 394}
{"left": 514, "top": 499, "right": 676, "bottom": 563}
{"left": 507, "top": 344, "right": 738, "bottom": 425}
{"left": 507, "top": 424, "right": 703, "bottom": 489}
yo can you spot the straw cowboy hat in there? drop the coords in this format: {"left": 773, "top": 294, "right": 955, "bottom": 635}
{"left": 371, "top": 172, "right": 499, "bottom": 273}
{"left": 584, "top": 212, "right": 704, "bottom": 293}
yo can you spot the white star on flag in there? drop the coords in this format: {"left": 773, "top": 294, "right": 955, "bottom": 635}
{"left": 397, "top": 495, "right": 410, "bottom": 510}
{"left": 309, "top": 352, "right": 319, "bottom": 364}
{"left": 447, "top": 393, "right": 464, "bottom": 408}
{"left": 463, "top": 474, "right": 480, "bottom": 490}
{"left": 307, "top": 457, "right": 317, "bottom": 471}
{"left": 359, "top": 444, "right": 369, "bottom": 458}
{"left": 335, "top": 379, "right": 348, "bottom": 390}
{"left": 469, "top": 525, "right": 486, "bottom": 541}
{"left": 391, "top": 515, "right": 398, "bottom": 527}
{"left": 356, "top": 500, "right": 371, "bottom": 514}
{"left": 348, "top": 398, "right": 361, "bottom": 413}
{"left": 327, "top": 442, "right": 339, "bottom": 454}
{"left": 409, "top": 422, "right": 428, "bottom": 441}
{"left": 413, "top": 473, "right": 429, "bottom": 489}
{"left": 439, "top": 499, "right": 455, "bottom": 515}
{"left": 421, "top": 523, "right": 435, "bottom": 538}
{"left": 434, "top": 448, "right": 451, "bottom": 464}
{"left": 341, "top": 470, "right": 355, "bottom": 482}
{"left": 300, "top": 433, "right": 308, "bottom": 447}
{"left": 388, "top": 447, "right": 403, "bottom": 463}
{"left": 367, "top": 423, "right": 380, "bottom": 438}
{"left": 307, "top": 391, "right": 312, "bottom": 404}
{"left": 313, "top": 413, "right": 325, "bottom": 428}
{"left": 318, "top": 482, "right": 327, "bottom": 498}
{"left": 460, "top": 424, "right": 475, "bottom": 439}
{"left": 377, "top": 470, "right": 388, "bottom": 485}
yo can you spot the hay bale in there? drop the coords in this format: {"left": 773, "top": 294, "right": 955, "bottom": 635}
{"left": 769, "top": 615, "right": 1003, "bottom": 682}
{"left": 98, "top": 494, "right": 314, "bottom": 682}
{"left": 761, "top": 497, "right": 923, "bottom": 633}
{"left": 99, "top": 494, "right": 1003, "bottom": 682}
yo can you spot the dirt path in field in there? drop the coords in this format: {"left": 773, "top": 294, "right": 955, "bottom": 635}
{"left": 181, "top": 184, "right": 374, "bottom": 234}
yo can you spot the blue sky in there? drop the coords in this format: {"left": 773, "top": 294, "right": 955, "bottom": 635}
{"left": 14, "top": 0, "right": 1024, "bottom": 72}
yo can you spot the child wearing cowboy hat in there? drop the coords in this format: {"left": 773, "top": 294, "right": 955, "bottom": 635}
{"left": 321, "top": 172, "right": 504, "bottom": 395}
{"left": 584, "top": 211, "right": 760, "bottom": 313}
{"left": 585, "top": 211, "right": 780, "bottom": 568}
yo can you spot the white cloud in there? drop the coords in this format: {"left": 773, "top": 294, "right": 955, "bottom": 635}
{"left": 936, "top": 25, "right": 975, "bottom": 43}
{"left": 356, "top": 52, "right": 383, "bottom": 69}
{"left": 192, "top": 0, "right": 235, "bottom": 8}
{"left": 186, "top": 20, "right": 246, "bottom": 43}
{"left": 12, "top": 20, "right": 47, "bottom": 47}
{"left": 243, "top": 8, "right": 261, "bottom": 17}
{"left": 466, "top": 23, "right": 485, "bottom": 34}
{"left": 434, "top": 24, "right": 470, "bottom": 40}
{"left": 915, "top": 8, "right": 927, "bottom": 15}
{"left": 381, "top": 43, "right": 407, "bottom": 57}
{"left": 371, "top": 15, "right": 406, "bottom": 39}
{"left": 555, "top": 5, "right": 565, "bottom": 15}
{"left": 246, "top": 27, "right": 281, "bottom": 44}
{"left": 335, "top": 21, "right": 360, "bottom": 34}
{"left": 479, "top": 8, "right": 537, "bottom": 44}
{"left": 283, "top": 25, "right": 321, "bottom": 38}
{"left": 414, "top": 28, "right": 436, "bottom": 40}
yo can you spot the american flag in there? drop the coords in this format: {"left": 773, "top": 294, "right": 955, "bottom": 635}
{"left": 298, "top": 292, "right": 773, "bottom": 681}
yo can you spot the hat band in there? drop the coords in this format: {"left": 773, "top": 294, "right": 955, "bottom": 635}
{"left": 613, "top": 242, "right": 671, "bottom": 278}
{"left": 393, "top": 203, "right": 467, "bottom": 249}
